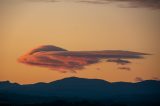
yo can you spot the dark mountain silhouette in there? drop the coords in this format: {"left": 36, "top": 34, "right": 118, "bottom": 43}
{"left": 0, "top": 77, "right": 160, "bottom": 106}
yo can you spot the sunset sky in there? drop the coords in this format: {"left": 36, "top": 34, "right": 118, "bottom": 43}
{"left": 1, "top": 0, "right": 160, "bottom": 84}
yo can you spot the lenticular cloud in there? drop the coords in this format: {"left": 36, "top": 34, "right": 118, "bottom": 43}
{"left": 18, "top": 45, "right": 149, "bottom": 73}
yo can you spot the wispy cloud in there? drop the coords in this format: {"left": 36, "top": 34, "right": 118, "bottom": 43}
{"left": 118, "top": 67, "right": 130, "bottom": 71}
{"left": 78, "top": 0, "right": 110, "bottom": 4}
{"left": 151, "top": 77, "right": 160, "bottom": 81}
{"left": 135, "top": 77, "right": 144, "bottom": 82}
{"left": 2, "top": 0, "right": 160, "bottom": 9}
{"left": 77, "top": 0, "right": 160, "bottom": 9}
{"left": 107, "top": 59, "right": 131, "bottom": 65}
{"left": 18, "top": 45, "right": 148, "bottom": 73}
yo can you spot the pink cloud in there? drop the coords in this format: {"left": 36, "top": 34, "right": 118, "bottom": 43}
{"left": 18, "top": 45, "right": 149, "bottom": 73}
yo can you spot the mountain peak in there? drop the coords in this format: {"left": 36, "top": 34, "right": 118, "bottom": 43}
{"left": 52, "top": 77, "right": 109, "bottom": 82}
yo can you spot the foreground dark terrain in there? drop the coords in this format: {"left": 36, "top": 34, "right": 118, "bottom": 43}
{"left": 0, "top": 77, "right": 160, "bottom": 106}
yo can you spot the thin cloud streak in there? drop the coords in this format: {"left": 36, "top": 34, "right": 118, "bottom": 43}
{"left": 77, "top": 0, "right": 160, "bottom": 9}
{"left": 135, "top": 77, "right": 144, "bottom": 82}
{"left": 118, "top": 67, "right": 131, "bottom": 71}
{"left": 2, "top": 0, "right": 160, "bottom": 9}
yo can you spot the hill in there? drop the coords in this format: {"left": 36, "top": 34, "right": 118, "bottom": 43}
{"left": 0, "top": 77, "right": 160, "bottom": 106}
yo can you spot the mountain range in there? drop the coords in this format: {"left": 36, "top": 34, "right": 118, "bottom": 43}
{"left": 0, "top": 77, "right": 160, "bottom": 106}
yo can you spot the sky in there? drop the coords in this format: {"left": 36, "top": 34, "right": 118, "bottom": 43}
{"left": 0, "top": 0, "right": 160, "bottom": 84}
